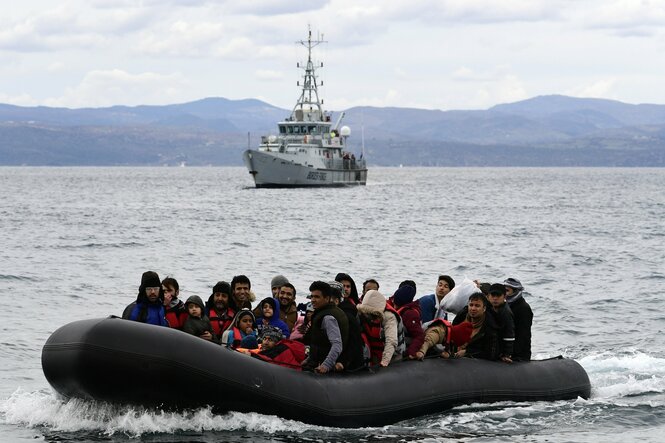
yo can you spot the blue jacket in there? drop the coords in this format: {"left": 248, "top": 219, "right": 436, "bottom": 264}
{"left": 256, "top": 297, "right": 291, "bottom": 338}
{"left": 419, "top": 294, "right": 447, "bottom": 323}
{"left": 129, "top": 302, "right": 169, "bottom": 327}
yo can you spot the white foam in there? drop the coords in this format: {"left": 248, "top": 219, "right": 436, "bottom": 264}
{"left": 578, "top": 351, "right": 665, "bottom": 404}
{"left": 1, "top": 388, "right": 328, "bottom": 437}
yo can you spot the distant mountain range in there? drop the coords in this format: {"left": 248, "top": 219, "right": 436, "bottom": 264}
{"left": 2, "top": 95, "right": 665, "bottom": 166}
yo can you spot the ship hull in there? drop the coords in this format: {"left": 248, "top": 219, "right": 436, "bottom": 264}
{"left": 243, "top": 149, "right": 367, "bottom": 188}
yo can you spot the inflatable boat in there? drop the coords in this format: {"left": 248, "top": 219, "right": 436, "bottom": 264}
{"left": 42, "top": 317, "right": 591, "bottom": 428}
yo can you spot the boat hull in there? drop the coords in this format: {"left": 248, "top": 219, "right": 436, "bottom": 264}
{"left": 243, "top": 149, "right": 367, "bottom": 188}
{"left": 42, "top": 317, "right": 591, "bottom": 428}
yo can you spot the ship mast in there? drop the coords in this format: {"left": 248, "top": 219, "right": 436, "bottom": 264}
{"left": 292, "top": 27, "right": 326, "bottom": 122}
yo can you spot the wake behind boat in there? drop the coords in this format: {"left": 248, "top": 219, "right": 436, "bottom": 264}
{"left": 243, "top": 30, "right": 367, "bottom": 188}
{"left": 42, "top": 317, "right": 591, "bottom": 428}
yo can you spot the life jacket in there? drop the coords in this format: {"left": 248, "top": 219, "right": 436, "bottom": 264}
{"left": 253, "top": 339, "right": 306, "bottom": 370}
{"left": 429, "top": 318, "right": 455, "bottom": 351}
{"left": 209, "top": 307, "right": 235, "bottom": 336}
{"left": 385, "top": 304, "right": 406, "bottom": 356}
{"left": 165, "top": 308, "right": 188, "bottom": 329}
{"left": 360, "top": 316, "right": 384, "bottom": 366}
{"left": 230, "top": 326, "right": 243, "bottom": 349}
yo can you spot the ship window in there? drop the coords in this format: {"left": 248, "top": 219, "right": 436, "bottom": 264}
{"left": 301, "top": 126, "right": 307, "bottom": 134}
{"left": 287, "top": 126, "right": 293, "bottom": 134}
{"left": 293, "top": 126, "right": 300, "bottom": 134}
{"left": 279, "top": 126, "right": 286, "bottom": 134}
{"left": 308, "top": 125, "right": 316, "bottom": 134}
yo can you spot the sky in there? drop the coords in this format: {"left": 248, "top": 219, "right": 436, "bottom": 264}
{"left": 2, "top": 0, "right": 665, "bottom": 111}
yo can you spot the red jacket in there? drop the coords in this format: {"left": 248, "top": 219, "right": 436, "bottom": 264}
{"left": 397, "top": 301, "right": 425, "bottom": 357}
{"left": 252, "top": 339, "right": 306, "bottom": 370}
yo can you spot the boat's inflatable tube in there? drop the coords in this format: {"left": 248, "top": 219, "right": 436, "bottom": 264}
{"left": 42, "top": 317, "right": 591, "bottom": 428}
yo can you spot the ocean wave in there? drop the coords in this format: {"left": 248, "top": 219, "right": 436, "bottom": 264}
{"left": 0, "top": 274, "right": 39, "bottom": 282}
{"left": 1, "top": 389, "right": 329, "bottom": 437}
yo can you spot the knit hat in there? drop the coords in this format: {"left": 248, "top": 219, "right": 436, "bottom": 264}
{"left": 449, "top": 321, "right": 474, "bottom": 347}
{"left": 270, "top": 275, "right": 289, "bottom": 289}
{"left": 260, "top": 325, "right": 284, "bottom": 342}
{"left": 393, "top": 285, "right": 416, "bottom": 307}
{"left": 328, "top": 281, "right": 344, "bottom": 300}
{"left": 503, "top": 278, "right": 523, "bottom": 291}
{"left": 185, "top": 295, "right": 205, "bottom": 311}
{"left": 212, "top": 281, "right": 231, "bottom": 296}
{"left": 488, "top": 283, "right": 506, "bottom": 296}
{"left": 140, "top": 271, "right": 161, "bottom": 289}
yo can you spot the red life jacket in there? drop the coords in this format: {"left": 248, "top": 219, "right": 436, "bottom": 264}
{"left": 209, "top": 307, "right": 235, "bottom": 336}
{"left": 165, "top": 310, "right": 188, "bottom": 329}
{"left": 230, "top": 326, "right": 243, "bottom": 349}
{"left": 254, "top": 339, "right": 306, "bottom": 370}
{"left": 429, "top": 318, "right": 454, "bottom": 346}
{"left": 360, "top": 316, "right": 384, "bottom": 366}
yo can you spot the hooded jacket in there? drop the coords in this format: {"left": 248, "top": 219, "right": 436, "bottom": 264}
{"left": 182, "top": 295, "right": 218, "bottom": 343}
{"left": 357, "top": 289, "right": 398, "bottom": 366}
{"left": 256, "top": 297, "right": 291, "bottom": 338}
{"left": 223, "top": 309, "right": 258, "bottom": 349}
{"left": 335, "top": 273, "right": 360, "bottom": 305}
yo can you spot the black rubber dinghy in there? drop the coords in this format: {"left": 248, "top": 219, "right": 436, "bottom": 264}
{"left": 42, "top": 317, "right": 591, "bottom": 428}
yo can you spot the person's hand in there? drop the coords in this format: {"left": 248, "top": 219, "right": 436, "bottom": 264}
{"left": 244, "top": 327, "right": 253, "bottom": 334}
{"left": 415, "top": 351, "right": 425, "bottom": 361}
{"left": 455, "top": 349, "right": 466, "bottom": 358}
{"left": 440, "top": 351, "right": 451, "bottom": 359}
{"left": 334, "top": 362, "right": 345, "bottom": 372}
{"left": 315, "top": 365, "right": 329, "bottom": 374}
{"left": 501, "top": 356, "right": 513, "bottom": 363}
{"left": 200, "top": 331, "right": 213, "bottom": 341}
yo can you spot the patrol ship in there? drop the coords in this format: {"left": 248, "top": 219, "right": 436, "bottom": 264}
{"left": 243, "top": 30, "right": 367, "bottom": 188}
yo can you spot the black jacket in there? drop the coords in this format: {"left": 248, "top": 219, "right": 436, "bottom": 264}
{"left": 508, "top": 296, "right": 533, "bottom": 361}
{"left": 336, "top": 299, "right": 365, "bottom": 371}
{"left": 453, "top": 305, "right": 500, "bottom": 361}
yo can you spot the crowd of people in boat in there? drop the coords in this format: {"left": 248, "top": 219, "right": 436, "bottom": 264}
{"left": 121, "top": 271, "right": 533, "bottom": 373}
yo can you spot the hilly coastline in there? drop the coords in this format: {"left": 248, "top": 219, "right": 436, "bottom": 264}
{"left": 1, "top": 95, "right": 665, "bottom": 166}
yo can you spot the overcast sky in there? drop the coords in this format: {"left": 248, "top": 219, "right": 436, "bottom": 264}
{"left": 2, "top": 0, "right": 665, "bottom": 111}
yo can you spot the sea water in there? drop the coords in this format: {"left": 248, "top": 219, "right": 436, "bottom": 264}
{"left": 1, "top": 166, "right": 664, "bottom": 442}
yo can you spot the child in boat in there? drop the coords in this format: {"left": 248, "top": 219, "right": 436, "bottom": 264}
{"left": 256, "top": 297, "right": 291, "bottom": 339}
{"left": 290, "top": 302, "right": 314, "bottom": 343}
{"left": 413, "top": 319, "right": 474, "bottom": 360}
{"left": 182, "top": 295, "right": 218, "bottom": 343}
{"left": 249, "top": 326, "right": 306, "bottom": 370}
{"left": 222, "top": 309, "right": 258, "bottom": 349}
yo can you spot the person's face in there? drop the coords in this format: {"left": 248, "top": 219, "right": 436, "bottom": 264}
{"left": 262, "top": 303, "right": 274, "bottom": 318}
{"left": 234, "top": 283, "right": 250, "bottom": 302}
{"left": 238, "top": 315, "right": 254, "bottom": 332}
{"left": 305, "top": 311, "right": 314, "bottom": 322}
{"left": 187, "top": 303, "right": 202, "bottom": 317}
{"left": 488, "top": 293, "right": 505, "bottom": 309}
{"left": 309, "top": 290, "right": 328, "bottom": 309}
{"left": 363, "top": 281, "right": 378, "bottom": 295}
{"left": 261, "top": 337, "right": 276, "bottom": 350}
{"left": 163, "top": 284, "right": 177, "bottom": 306}
{"left": 505, "top": 286, "right": 515, "bottom": 297}
{"left": 145, "top": 286, "right": 160, "bottom": 303}
{"left": 278, "top": 287, "right": 295, "bottom": 306}
{"left": 213, "top": 292, "right": 229, "bottom": 310}
{"left": 340, "top": 280, "right": 352, "bottom": 297}
{"left": 436, "top": 280, "right": 451, "bottom": 298}
{"left": 271, "top": 286, "right": 280, "bottom": 297}
{"left": 467, "top": 298, "right": 486, "bottom": 319}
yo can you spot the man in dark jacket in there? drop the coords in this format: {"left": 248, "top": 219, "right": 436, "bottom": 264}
{"left": 452, "top": 292, "right": 500, "bottom": 360}
{"left": 503, "top": 278, "right": 533, "bottom": 361}
{"left": 330, "top": 281, "right": 365, "bottom": 372}
{"left": 302, "top": 281, "right": 349, "bottom": 374}
{"left": 122, "top": 271, "right": 168, "bottom": 327}
{"left": 487, "top": 283, "right": 515, "bottom": 362}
